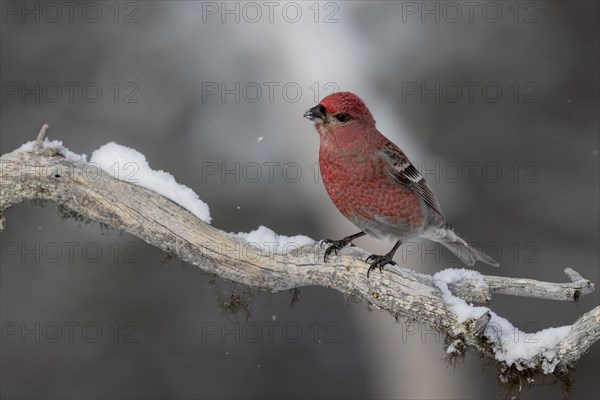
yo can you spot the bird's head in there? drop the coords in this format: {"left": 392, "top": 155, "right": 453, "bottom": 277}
{"left": 304, "top": 92, "right": 375, "bottom": 132}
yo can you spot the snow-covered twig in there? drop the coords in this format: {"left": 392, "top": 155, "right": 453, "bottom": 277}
{"left": 1, "top": 127, "right": 598, "bottom": 395}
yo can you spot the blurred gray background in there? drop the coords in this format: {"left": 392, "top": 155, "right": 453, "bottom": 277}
{"left": 1, "top": 1, "right": 598, "bottom": 399}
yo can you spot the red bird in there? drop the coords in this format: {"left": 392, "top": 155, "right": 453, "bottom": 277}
{"left": 304, "top": 92, "right": 498, "bottom": 277}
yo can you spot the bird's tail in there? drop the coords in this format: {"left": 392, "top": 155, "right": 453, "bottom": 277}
{"left": 425, "top": 223, "right": 499, "bottom": 267}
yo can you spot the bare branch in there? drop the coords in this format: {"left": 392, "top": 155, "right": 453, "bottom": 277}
{"left": 558, "top": 307, "right": 600, "bottom": 367}
{"left": 447, "top": 269, "right": 594, "bottom": 303}
{"left": 1, "top": 132, "right": 598, "bottom": 393}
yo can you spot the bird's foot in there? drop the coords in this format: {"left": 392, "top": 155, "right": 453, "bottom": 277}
{"left": 365, "top": 253, "right": 397, "bottom": 278}
{"left": 321, "top": 237, "right": 355, "bottom": 262}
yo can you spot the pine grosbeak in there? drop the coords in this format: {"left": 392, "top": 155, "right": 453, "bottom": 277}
{"left": 304, "top": 92, "right": 498, "bottom": 277}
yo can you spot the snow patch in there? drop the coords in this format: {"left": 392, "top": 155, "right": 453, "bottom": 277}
{"left": 236, "top": 225, "right": 314, "bottom": 254}
{"left": 90, "top": 142, "right": 211, "bottom": 223}
{"left": 434, "top": 268, "right": 489, "bottom": 324}
{"left": 434, "top": 268, "right": 571, "bottom": 373}
{"left": 435, "top": 268, "right": 487, "bottom": 290}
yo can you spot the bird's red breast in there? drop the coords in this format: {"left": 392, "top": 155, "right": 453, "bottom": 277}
{"left": 318, "top": 125, "right": 425, "bottom": 236}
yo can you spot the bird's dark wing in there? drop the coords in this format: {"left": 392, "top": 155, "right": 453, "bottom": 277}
{"left": 379, "top": 143, "right": 444, "bottom": 217}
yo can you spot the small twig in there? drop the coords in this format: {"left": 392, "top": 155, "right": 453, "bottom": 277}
{"left": 564, "top": 267, "right": 585, "bottom": 282}
{"left": 32, "top": 123, "right": 49, "bottom": 153}
{"left": 472, "top": 311, "right": 492, "bottom": 336}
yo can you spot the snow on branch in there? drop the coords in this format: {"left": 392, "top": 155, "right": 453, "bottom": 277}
{"left": 1, "top": 126, "right": 598, "bottom": 396}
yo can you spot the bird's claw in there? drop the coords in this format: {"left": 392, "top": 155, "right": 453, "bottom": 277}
{"left": 322, "top": 238, "right": 352, "bottom": 262}
{"left": 319, "top": 239, "right": 332, "bottom": 249}
{"left": 366, "top": 254, "right": 397, "bottom": 278}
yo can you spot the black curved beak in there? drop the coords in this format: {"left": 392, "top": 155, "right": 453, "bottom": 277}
{"left": 303, "top": 104, "right": 326, "bottom": 123}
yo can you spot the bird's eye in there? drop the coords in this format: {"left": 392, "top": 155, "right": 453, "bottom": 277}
{"left": 335, "top": 113, "right": 350, "bottom": 122}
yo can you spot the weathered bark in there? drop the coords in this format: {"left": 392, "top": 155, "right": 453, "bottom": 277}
{"left": 1, "top": 126, "right": 598, "bottom": 396}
